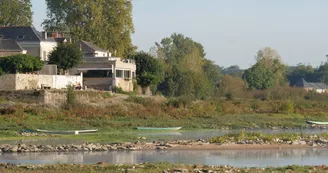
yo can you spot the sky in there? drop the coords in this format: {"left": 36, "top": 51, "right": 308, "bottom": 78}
{"left": 31, "top": 0, "right": 328, "bottom": 69}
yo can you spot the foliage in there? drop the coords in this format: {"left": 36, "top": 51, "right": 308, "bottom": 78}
{"left": 286, "top": 64, "right": 316, "bottom": 85}
{"left": 218, "top": 75, "right": 247, "bottom": 99}
{"left": 66, "top": 85, "right": 76, "bottom": 109}
{"left": 244, "top": 47, "right": 286, "bottom": 90}
{"left": 48, "top": 43, "right": 82, "bottom": 72}
{"left": 132, "top": 52, "right": 163, "bottom": 87}
{"left": 43, "top": 0, "right": 135, "bottom": 57}
{"left": 155, "top": 33, "right": 215, "bottom": 99}
{"left": 0, "top": 0, "right": 32, "bottom": 26}
{"left": 0, "top": 54, "right": 43, "bottom": 74}
{"left": 221, "top": 65, "right": 244, "bottom": 77}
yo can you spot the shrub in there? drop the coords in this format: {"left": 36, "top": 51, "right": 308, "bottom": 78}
{"left": 66, "top": 85, "right": 76, "bottom": 109}
{"left": 167, "top": 96, "right": 194, "bottom": 108}
{"left": 278, "top": 100, "right": 294, "bottom": 114}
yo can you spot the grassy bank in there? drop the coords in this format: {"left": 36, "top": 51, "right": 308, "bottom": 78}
{"left": 1, "top": 94, "right": 328, "bottom": 141}
{"left": 0, "top": 163, "right": 328, "bottom": 173}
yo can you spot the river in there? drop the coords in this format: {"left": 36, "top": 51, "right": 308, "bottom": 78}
{"left": 0, "top": 148, "right": 328, "bottom": 167}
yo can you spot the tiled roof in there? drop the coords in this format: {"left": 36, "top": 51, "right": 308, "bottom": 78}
{"left": 0, "top": 39, "right": 24, "bottom": 51}
{"left": 79, "top": 40, "right": 108, "bottom": 52}
{"left": 0, "top": 26, "right": 55, "bottom": 42}
{"left": 295, "top": 78, "right": 328, "bottom": 90}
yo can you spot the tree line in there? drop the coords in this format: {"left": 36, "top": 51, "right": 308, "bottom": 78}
{"left": 134, "top": 34, "right": 328, "bottom": 99}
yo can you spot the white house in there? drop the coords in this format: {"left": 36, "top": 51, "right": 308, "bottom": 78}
{"left": 0, "top": 26, "right": 58, "bottom": 61}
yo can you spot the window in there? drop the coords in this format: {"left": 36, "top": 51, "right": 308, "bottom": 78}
{"left": 116, "top": 70, "right": 123, "bottom": 78}
{"left": 0, "top": 35, "right": 3, "bottom": 39}
{"left": 132, "top": 72, "right": 135, "bottom": 78}
{"left": 16, "top": 35, "right": 24, "bottom": 40}
{"left": 124, "top": 70, "right": 131, "bottom": 78}
{"left": 84, "top": 70, "right": 112, "bottom": 78}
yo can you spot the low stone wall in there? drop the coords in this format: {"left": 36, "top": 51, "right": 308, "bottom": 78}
{"left": 43, "top": 90, "right": 109, "bottom": 106}
{"left": 0, "top": 90, "right": 109, "bottom": 106}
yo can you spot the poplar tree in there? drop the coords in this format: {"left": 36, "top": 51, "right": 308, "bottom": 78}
{"left": 0, "top": 0, "right": 33, "bottom": 26}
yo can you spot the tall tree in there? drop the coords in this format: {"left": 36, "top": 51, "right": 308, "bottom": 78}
{"left": 43, "top": 0, "right": 134, "bottom": 57}
{"left": 244, "top": 47, "right": 286, "bottom": 90}
{"left": 0, "top": 0, "right": 33, "bottom": 26}
{"left": 155, "top": 33, "right": 215, "bottom": 99}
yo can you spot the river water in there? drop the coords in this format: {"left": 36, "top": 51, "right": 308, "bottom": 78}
{"left": 0, "top": 148, "right": 328, "bottom": 167}
{"left": 1, "top": 129, "right": 328, "bottom": 167}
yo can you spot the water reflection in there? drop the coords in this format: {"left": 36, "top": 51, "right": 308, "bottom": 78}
{"left": 1, "top": 148, "right": 328, "bottom": 167}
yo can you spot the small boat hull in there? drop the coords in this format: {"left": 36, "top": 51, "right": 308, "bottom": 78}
{"left": 136, "top": 127, "right": 182, "bottom": 131}
{"left": 306, "top": 121, "right": 328, "bottom": 125}
{"left": 36, "top": 129, "right": 98, "bottom": 134}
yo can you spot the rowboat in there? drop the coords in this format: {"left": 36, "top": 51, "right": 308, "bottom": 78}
{"left": 36, "top": 129, "right": 98, "bottom": 134}
{"left": 136, "top": 127, "right": 182, "bottom": 131}
{"left": 306, "top": 121, "right": 328, "bottom": 125}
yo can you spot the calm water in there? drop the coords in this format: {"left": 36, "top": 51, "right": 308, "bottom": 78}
{"left": 1, "top": 148, "right": 328, "bottom": 167}
{"left": 1, "top": 129, "right": 327, "bottom": 145}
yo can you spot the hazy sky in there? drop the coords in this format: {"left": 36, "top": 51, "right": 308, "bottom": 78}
{"left": 31, "top": 0, "right": 328, "bottom": 68}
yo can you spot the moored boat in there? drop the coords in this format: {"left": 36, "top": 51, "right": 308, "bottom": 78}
{"left": 36, "top": 129, "right": 98, "bottom": 134}
{"left": 136, "top": 127, "right": 182, "bottom": 131}
{"left": 306, "top": 121, "right": 328, "bottom": 125}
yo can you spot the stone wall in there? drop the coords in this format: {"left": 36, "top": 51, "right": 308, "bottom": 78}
{"left": 0, "top": 74, "right": 83, "bottom": 90}
{"left": 0, "top": 90, "right": 109, "bottom": 106}
{"left": 115, "top": 78, "right": 133, "bottom": 92}
{"left": 0, "top": 74, "right": 16, "bottom": 90}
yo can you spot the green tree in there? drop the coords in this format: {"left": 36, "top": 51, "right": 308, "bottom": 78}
{"left": 0, "top": 0, "right": 32, "bottom": 26}
{"left": 244, "top": 47, "right": 286, "bottom": 90}
{"left": 154, "top": 33, "right": 217, "bottom": 99}
{"left": 132, "top": 52, "right": 163, "bottom": 87}
{"left": 43, "top": 0, "right": 134, "bottom": 57}
{"left": 48, "top": 43, "right": 82, "bottom": 74}
{"left": 0, "top": 54, "right": 43, "bottom": 74}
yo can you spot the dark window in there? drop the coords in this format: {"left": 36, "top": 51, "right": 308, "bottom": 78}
{"left": 84, "top": 70, "right": 112, "bottom": 78}
{"left": 116, "top": 70, "right": 123, "bottom": 78}
{"left": 0, "top": 35, "right": 3, "bottom": 39}
{"left": 132, "top": 72, "right": 135, "bottom": 78}
{"left": 124, "top": 70, "right": 131, "bottom": 78}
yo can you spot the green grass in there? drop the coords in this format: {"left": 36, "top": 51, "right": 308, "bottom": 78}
{"left": 0, "top": 163, "right": 326, "bottom": 173}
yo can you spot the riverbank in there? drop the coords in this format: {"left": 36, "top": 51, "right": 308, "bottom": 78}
{"left": 0, "top": 162, "right": 328, "bottom": 173}
{"left": 1, "top": 132, "right": 328, "bottom": 153}
{"left": 1, "top": 93, "right": 328, "bottom": 142}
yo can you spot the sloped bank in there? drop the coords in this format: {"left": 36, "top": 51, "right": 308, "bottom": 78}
{"left": 0, "top": 162, "right": 327, "bottom": 173}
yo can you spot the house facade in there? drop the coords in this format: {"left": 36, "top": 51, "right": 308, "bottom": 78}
{"left": 294, "top": 78, "right": 328, "bottom": 93}
{"left": 71, "top": 41, "right": 136, "bottom": 92}
{"left": 0, "top": 26, "right": 58, "bottom": 61}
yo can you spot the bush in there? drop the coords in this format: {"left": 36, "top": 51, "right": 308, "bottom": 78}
{"left": 167, "top": 96, "right": 194, "bottom": 108}
{"left": 66, "top": 85, "right": 76, "bottom": 109}
{"left": 278, "top": 100, "right": 294, "bottom": 114}
{"left": 0, "top": 54, "right": 43, "bottom": 74}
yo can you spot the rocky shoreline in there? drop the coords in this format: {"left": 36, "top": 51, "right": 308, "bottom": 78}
{"left": 1, "top": 137, "right": 328, "bottom": 153}
{"left": 0, "top": 162, "right": 328, "bottom": 173}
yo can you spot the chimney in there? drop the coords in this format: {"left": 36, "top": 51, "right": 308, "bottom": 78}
{"left": 52, "top": 32, "right": 58, "bottom": 38}
{"left": 42, "top": 32, "right": 47, "bottom": 40}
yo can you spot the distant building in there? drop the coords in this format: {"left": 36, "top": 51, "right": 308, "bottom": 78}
{"left": 294, "top": 78, "right": 328, "bottom": 93}
{"left": 71, "top": 41, "right": 136, "bottom": 92}
{"left": 0, "top": 26, "right": 59, "bottom": 61}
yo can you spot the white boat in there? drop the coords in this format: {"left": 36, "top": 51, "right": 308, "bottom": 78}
{"left": 36, "top": 129, "right": 98, "bottom": 134}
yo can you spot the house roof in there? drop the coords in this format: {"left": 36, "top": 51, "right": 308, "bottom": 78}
{"left": 0, "top": 39, "right": 24, "bottom": 52}
{"left": 0, "top": 26, "right": 55, "bottom": 42}
{"left": 79, "top": 40, "right": 108, "bottom": 52}
{"left": 294, "top": 78, "right": 328, "bottom": 90}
